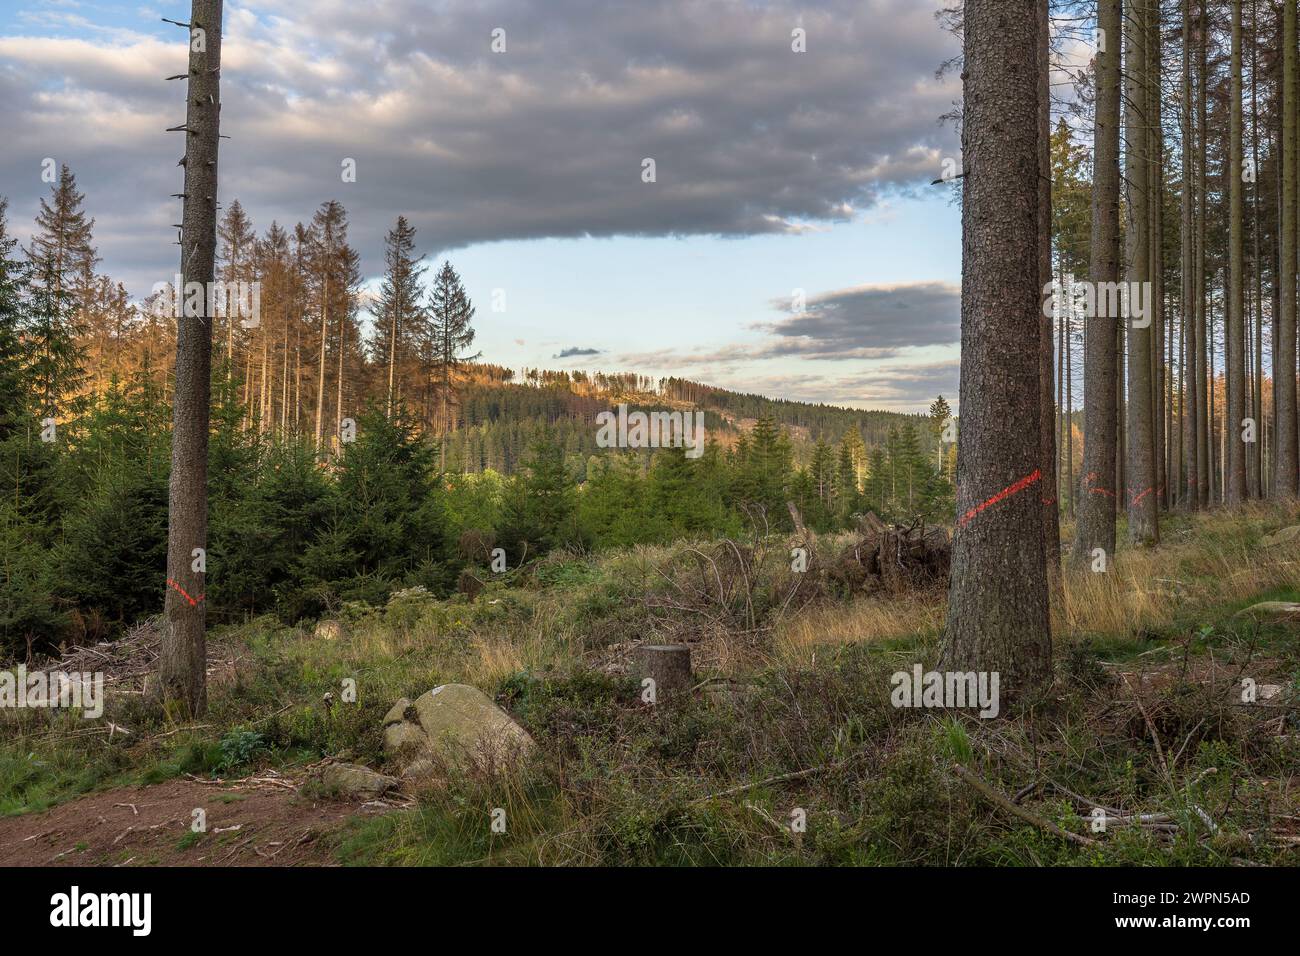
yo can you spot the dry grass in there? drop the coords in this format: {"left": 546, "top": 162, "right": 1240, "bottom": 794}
{"left": 773, "top": 592, "right": 946, "bottom": 667}
{"left": 771, "top": 501, "right": 1300, "bottom": 667}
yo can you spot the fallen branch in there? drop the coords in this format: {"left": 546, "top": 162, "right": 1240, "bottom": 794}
{"left": 951, "top": 763, "right": 1097, "bottom": 848}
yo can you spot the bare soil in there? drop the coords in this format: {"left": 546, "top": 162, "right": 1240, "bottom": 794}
{"left": 0, "top": 775, "right": 395, "bottom": 867}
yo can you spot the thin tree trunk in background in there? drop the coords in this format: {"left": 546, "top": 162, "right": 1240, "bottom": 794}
{"left": 1058, "top": 268, "right": 1066, "bottom": 505}
{"left": 259, "top": 310, "right": 269, "bottom": 432}
{"left": 314, "top": 272, "right": 328, "bottom": 450}
{"left": 1149, "top": 1, "right": 1166, "bottom": 510}
{"left": 1067, "top": 305, "right": 1075, "bottom": 516}
{"left": 1126, "top": 0, "right": 1158, "bottom": 543}
{"left": 387, "top": 299, "right": 399, "bottom": 418}
{"left": 281, "top": 323, "right": 289, "bottom": 434}
{"left": 1075, "top": 0, "right": 1122, "bottom": 567}
{"left": 1228, "top": 0, "right": 1248, "bottom": 503}
{"left": 294, "top": 320, "right": 301, "bottom": 432}
{"left": 1209, "top": 285, "right": 1217, "bottom": 500}
{"left": 1038, "top": 0, "right": 1060, "bottom": 588}
{"left": 1279, "top": 0, "right": 1300, "bottom": 498}
{"left": 1251, "top": 0, "right": 1263, "bottom": 497}
{"left": 335, "top": 304, "right": 344, "bottom": 453}
{"left": 942, "top": 0, "right": 1052, "bottom": 697}
{"left": 1196, "top": 1, "right": 1210, "bottom": 507}
{"left": 1181, "top": 0, "right": 1198, "bottom": 510}
{"left": 160, "top": 0, "right": 222, "bottom": 718}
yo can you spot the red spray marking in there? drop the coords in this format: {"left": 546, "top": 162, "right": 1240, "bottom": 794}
{"left": 959, "top": 468, "right": 1042, "bottom": 528}
{"left": 1082, "top": 471, "right": 1116, "bottom": 498}
{"left": 166, "top": 578, "right": 204, "bottom": 607}
{"left": 1129, "top": 486, "right": 1153, "bottom": 506}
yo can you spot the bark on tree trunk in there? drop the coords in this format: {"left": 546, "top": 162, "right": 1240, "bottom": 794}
{"left": 1074, "top": 0, "right": 1122, "bottom": 568}
{"left": 1125, "top": 0, "right": 1158, "bottom": 544}
{"left": 1038, "top": 0, "right": 1060, "bottom": 589}
{"left": 159, "top": 0, "right": 222, "bottom": 718}
{"left": 1196, "top": 2, "right": 1210, "bottom": 508}
{"left": 941, "top": 0, "right": 1052, "bottom": 698}
{"left": 1227, "top": 0, "right": 1248, "bottom": 504}
{"left": 1278, "top": 0, "right": 1300, "bottom": 498}
{"left": 1182, "top": 0, "right": 1198, "bottom": 510}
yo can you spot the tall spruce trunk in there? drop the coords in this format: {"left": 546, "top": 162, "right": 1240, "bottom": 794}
{"left": 1227, "top": 0, "right": 1248, "bottom": 503}
{"left": 1181, "top": 0, "right": 1198, "bottom": 509}
{"left": 160, "top": 0, "right": 222, "bottom": 717}
{"left": 1196, "top": 2, "right": 1210, "bottom": 507}
{"left": 1038, "top": 0, "right": 1060, "bottom": 587}
{"left": 1126, "top": 0, "right": 1158, "bottom": 543}
{"left": 1148, "top": 1, "right": 1165, "bottom": 510}
{"left": 1075, "top": 0, "right": 1122, "bottom": 566}
{"left": 1278, "top": 0, "right": 1300, "bottom": 498}
{"left": 941, "top": 0, "right": 1052, "bottom": 697}
{"left": 1251, "top": 0, "right": 1264, "bottom": 497}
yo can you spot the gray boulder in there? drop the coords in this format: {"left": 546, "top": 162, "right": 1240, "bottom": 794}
{"left": 382, "top": 684, "right": 534, "bottom": 779}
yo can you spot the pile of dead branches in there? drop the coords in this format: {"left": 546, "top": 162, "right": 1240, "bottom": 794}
{"left": 829, "top": 513, "right": 951, "bottom": 596}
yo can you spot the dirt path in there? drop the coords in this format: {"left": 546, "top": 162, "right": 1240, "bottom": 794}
{"left": 0, "top": 776, "right": 398, "bottom": 866}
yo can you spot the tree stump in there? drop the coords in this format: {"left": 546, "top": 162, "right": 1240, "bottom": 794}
{"left": 633, "top": 645, "right": 693, "bottom": 703}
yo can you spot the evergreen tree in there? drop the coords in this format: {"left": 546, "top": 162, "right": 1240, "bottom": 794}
{"left": 27, "top": 164, "right": 96, "bottom": 300}
{"left": 0, "top": 199, "right": 28, "bottom": 440}
{"left": 377, "top": 216, "right": 427, "bottom": 417}
{"left": 927, "top": 395, "right": 952, "bottom": 471}
{"left": 302, "top": 404, "right": 451, "bottom": 606}
{"left": 834, "top": 436, "right": 859, "bottom": 519}
{"left": 23, "top": 256, "right": 86, "bottom": 418}
{"left": 864, "top": 446, "right": 889, "bottom": 514}
{"left": 427, "top": 261, "right": 479, "bottom": 462}
{"left": 499, "top": 428, "right": 575, "bottom": 557}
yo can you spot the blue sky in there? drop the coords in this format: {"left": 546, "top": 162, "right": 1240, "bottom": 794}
{"left": 0, "top": 0, "right": 966, "bottom": 411}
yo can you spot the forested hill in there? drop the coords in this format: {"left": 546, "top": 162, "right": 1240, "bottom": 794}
{"left": 443, "top": 366, "right": 945, "bottom": 476}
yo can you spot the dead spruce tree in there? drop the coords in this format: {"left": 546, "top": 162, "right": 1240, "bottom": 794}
{"left": 940, "top": 0, "right": 1052, "bottom": 698}
{"left": 159, "top": 0, "right": 222, "bottom": 717}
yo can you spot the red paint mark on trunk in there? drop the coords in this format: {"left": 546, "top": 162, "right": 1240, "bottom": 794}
{"left": 166, "top": 578, "right": 204, "bottom": 607}
{"left": 959, "top": 468, "right": 1042, "bottom": 528}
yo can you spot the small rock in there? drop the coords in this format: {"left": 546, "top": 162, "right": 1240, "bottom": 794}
{"left": 1260, "top": 525, "right": 1300, "bottom": 548}
{"left": 1235, "top": 601, "right": 1300, "bottom": 624}
{"left": 382, "top": 697, "right": 412, "bottom": 726}
{"left": 311, "top": 762, "right": 399, "bottom": 799}
{"left": 314, "top": 619, "right": 347, "bottom": 641}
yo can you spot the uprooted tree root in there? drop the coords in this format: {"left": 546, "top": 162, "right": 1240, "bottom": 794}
{"left": 829, "top": 512, "right": 951, "bottom": 597}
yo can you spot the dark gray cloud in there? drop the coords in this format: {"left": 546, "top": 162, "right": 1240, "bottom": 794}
{"left": 758, "top": 281, "right": 960, "bottom": 358}
{"left": 618, "top": 280, "right": 960, "bottom": 369}
{"left": 554, "top": 346, "right": 602, "bottom": 358}
{"left": 0, "top": 0, "right": 959, "bottom": 296}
